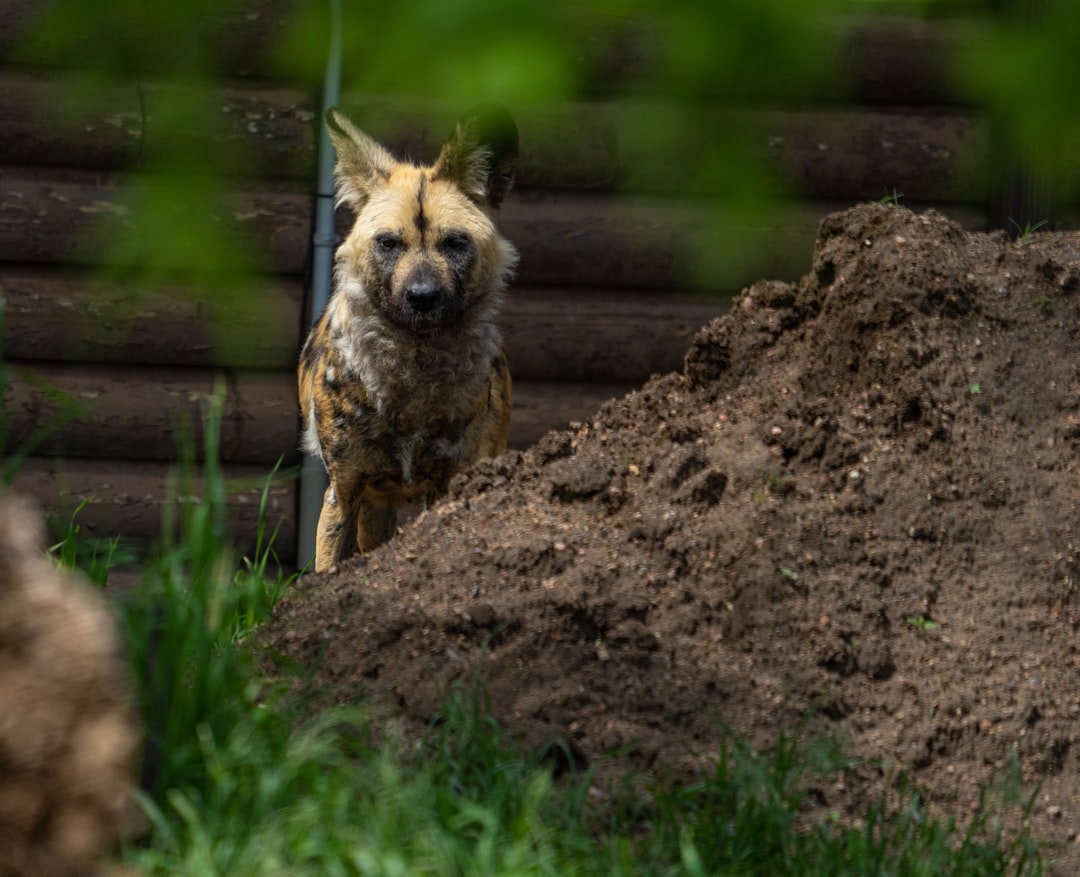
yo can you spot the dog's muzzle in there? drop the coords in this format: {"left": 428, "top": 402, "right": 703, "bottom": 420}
{"left": 405, "top": 278, "right": 443, "bottom": 314}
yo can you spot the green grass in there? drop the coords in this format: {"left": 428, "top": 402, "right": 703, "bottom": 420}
{"left": 48, "top": 499, "right": 138, "bottom": 586}
{"left": 41, "top": 401, "right": 1044, "bottom": 877}
{"left": 1008, "top": 218, "right": 1049, "bottom": 243}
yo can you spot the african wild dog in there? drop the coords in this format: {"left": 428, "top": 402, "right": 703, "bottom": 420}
{"left": 298, "top": 106, "right": 518, "bottom": 572}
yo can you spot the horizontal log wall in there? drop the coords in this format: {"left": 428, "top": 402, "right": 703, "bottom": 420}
{"left": 0, "top": 171, "right": 828, "bottom": 289}
{"left": 1, "top": 269, "right": 715, "bottom": 381}
{"left": 2, "top": 7, "right": 1059, "bottom": 566}
{"left": 4, "top": 364, "right": 634, "bottom": 461}
{"left": 0, "top": 73, "right": 1005, "bottom": 198}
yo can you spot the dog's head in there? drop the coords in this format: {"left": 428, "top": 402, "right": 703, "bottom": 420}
{"left": 327, "top": 106, "right": 518, "bottom": 335}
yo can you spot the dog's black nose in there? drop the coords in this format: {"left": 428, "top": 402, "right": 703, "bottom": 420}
{"left": 405, "top": 280, "right": 442, "bottom": 312}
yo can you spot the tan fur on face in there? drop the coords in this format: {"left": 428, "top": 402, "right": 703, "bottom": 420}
{"left": 299, "top": 107, "right": 517, "bottom": 571}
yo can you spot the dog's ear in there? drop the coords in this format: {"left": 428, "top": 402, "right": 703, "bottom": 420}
{"left": 325, "top": 108, "right": 397, "bottom": 209}
{"left": 432, "top": 104, "right": 518, "bottom": 209}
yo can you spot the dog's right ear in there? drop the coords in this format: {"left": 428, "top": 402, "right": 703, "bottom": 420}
{"left": 432, "top": 104, "right": 518, "bottom": 210}
{"left": 325, "top": 108, "right": 397, "bottom": 209}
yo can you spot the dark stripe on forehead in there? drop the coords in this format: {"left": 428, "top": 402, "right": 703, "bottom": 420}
{"left": 414, "top": 175, "right": 429, "bottom": 236}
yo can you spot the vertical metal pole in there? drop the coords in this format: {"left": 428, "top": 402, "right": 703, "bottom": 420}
{"left": 297, "top": 0, "right": 343, "bottom": 570}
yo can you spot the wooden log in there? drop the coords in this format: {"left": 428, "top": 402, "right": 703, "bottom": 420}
{"left": 520, "top": 104, "right": 993, "bottom": 200}
{"left": 503, "top": 287, "right": 723, "bottom": 382}
{"left": 6, "top": 375, "right": 630, "bottom": 565}
{"left": 4, "top": 361, "right": 638, "bottom": 462}
{"left": 0, "top": 72, "right": 143, "bottom": 170}
{"left": 4, "top": 363, "right": 301, "bottom": 465}
{"left": 4, "top": 379, "right": 631, "bottom": 562}
{"left": 835, "top": 15, "right": 975, "bottom": 105}
{"left": 0, "top": 170, "right": 315, "bottom": 284}
{"left": 0, "top": 74, "right": 619, "bottom": 192}
{"left": 2, "top": 267, "right": 723, "bottom": 380}
{"left": 0, "top": 71, "right": 995, "bottom": 197}
{"left": 509, "top": 381, "right": 634, "bottom": 448}
{"left": 577, "top": 14, "right": 982, "bottom": 104}
{"left": 0, "top": 172, "right": 826, "bottom": 289}
{"left": 1, "top": 0, "right": 298, "bottom": 78}
{"left": 3, "top": 1, "right": 981, "bottom": 106}
{"left": 1, "top": 268, "right": 303, "bottom": 369}
{"left": 757, "top": 109, "right": 989, "bottom": 203}
{"left": 0, "top": 72, "right": 317, "bottom": 180}
{"left": 7, "top": 455, "right": 298, "bottom": 562}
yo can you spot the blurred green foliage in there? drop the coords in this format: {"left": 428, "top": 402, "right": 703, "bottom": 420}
{"left": 13, "top": 0, "right": 1080, "bottom": 294}
{"left": 956, "top": 0, "right": 1080, "bottom": 199}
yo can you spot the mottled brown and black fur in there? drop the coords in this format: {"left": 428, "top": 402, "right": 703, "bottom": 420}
{"left": 299, "top": 107, "right": 517, "bottom": 571}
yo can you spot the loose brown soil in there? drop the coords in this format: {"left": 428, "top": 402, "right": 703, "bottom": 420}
{"left": 265, "top": 203, "right": 1080, "bottom": 872}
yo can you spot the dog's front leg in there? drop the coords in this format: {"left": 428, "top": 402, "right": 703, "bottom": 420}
{"left": 314, "top": 482, "right": 357, "bottom": 572}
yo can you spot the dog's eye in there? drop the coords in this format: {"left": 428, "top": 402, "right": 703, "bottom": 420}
{"left": 375, "top": 233, "right": 404, "bottom": 254}
{"left": 439, "top": 232, "right": 472, "bottom": 254}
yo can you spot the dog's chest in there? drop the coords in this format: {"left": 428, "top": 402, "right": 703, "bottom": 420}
{"left": 319, "top": 353, "right": 483, "bottom": 490}
{"left": 370, "top": 424, "right": 469, "bottom": 496}
{"left": 311, "top": 296, "right": 496, "bottom": 493}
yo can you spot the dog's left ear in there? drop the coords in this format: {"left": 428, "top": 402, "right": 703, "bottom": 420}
{"left": 432, "top": 104, "right": 518, "bottom": 210}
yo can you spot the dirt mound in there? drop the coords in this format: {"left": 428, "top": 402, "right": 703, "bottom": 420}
{"left": 265, "top": 203, "right": 1080, "bottom": 870}
{"left": 0, "top": 493, "right": 140, "bottom": 877}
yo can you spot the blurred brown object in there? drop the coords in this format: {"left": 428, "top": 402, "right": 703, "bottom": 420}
{"left": 0, "top": 492, "right": 141, "bottom": 877}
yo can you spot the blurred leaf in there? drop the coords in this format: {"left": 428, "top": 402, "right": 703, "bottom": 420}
{"left": 955, "top": 0, "right": 1080, "bottom": 200}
